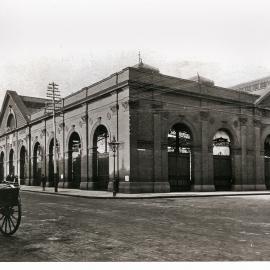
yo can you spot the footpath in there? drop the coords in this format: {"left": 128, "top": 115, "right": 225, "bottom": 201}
{"left": 20, "top": 185, "right": 270, "bottom": 199}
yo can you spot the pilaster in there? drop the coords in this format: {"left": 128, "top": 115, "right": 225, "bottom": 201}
{"left": 193, "top": 111, "right": 215, "bottom": 191}
{"left": 240, "top": 117, "right": 247, "bottom": 189}
{"left": 254, "top": 119, "right": 266, "bottom": 190}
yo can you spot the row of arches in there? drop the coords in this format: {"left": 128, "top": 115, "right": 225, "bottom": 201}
{"left": 30, "top": 125, "right": 110, "bottom": 189}
{"left": 168, "top": 123, "right": 232, "bottom": 191}
{"left": 0, "top": 125, "right": 110, "bottom": 187}
{"left": 2, "top": 122, "right": 270, "bottom": 192}
{"left": 167, "top": 123, "right": 270, "bottom": 191}
{"left": 0, "top": 146, "right": 26, "bottom": 182}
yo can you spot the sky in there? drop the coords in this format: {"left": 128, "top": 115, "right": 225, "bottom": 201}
{"left": 1, "top": 0, "right": 270, "bottom": 111}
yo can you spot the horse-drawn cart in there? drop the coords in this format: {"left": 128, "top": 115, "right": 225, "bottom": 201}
{"left": 0, "top": 182, "right": 21, "bottom": 236}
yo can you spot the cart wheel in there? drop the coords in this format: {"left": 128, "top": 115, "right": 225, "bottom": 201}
{"left": 0, "top": 196, "right": 21, "bottom": 236}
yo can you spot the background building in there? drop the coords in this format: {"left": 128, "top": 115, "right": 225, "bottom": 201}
{"left": 232, "top": 76, "right": 270, "bottom": 93}
{"left": 1, "top": 63, "right": 270, "bottom": 193}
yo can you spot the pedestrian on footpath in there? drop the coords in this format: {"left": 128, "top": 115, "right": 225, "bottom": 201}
{"left": 14, "top": 175, "right": 18, "bottom": 184}
{"left": 41, "top": 174, "right": 46, "bottom": 191}
{"left": 54, "top": 174, "right": 59, "bottom": 193}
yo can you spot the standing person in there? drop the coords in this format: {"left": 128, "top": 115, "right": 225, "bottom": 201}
{"left": 6, "top": 174, "right": 11, "bottom": 182}
{"left": 54, "top": 173, "right": 59, "bottom": 193}
{"left": 41, "top": 174, "right": 46, "bottom": 191}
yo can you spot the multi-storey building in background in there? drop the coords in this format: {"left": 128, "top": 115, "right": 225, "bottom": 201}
{"left": 232, "top": 76, "right": 270, "bottom": 93}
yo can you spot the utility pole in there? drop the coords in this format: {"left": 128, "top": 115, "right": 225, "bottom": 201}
{"left": 46, "top": 82, "right": 61, "bottom": 192}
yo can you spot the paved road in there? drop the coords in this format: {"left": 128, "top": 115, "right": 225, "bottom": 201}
{"left": 1, "top": 192, "right": 270, "bottom": 261}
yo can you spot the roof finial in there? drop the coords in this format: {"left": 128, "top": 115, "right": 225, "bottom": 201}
{"left": 138, "top": 51, "right": 143, "bottom": 65}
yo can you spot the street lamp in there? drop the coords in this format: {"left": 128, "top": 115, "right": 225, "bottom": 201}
{"left": 108, "top": 136, "right": 120, "bottom": 197}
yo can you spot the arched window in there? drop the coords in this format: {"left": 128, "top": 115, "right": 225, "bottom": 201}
{"left": 9, "top": 149, "right": 14, "bottom": 175}
{"left": 264, "top": 135, "right": 270, "bottom": 189}
{"left": 265, "top": 136, "right": 270, "bottom": 158}
{"left": 0, "top": 152, "right": 4, "bottom": 182}
{"left": 7, "top": 114, "right": 16, "bottom": 129}
{"left": 94, "top": 125, "right": 109, "bottom": 154}
{"left": 167, "top": 123, "right": 193, "bottom": 191}
{"left": 93, "top": 125, "right": 109, "bottom": 190}
{"left": 33, "top": 142, "right": 42, "bottom": 186}
{"left": 213, "top": 129, "right": 232, "bottom": 191}
{"left": 213, "top": 130, "right": 231, "bottom": 156}
{"left": 168, "top": 123, "right": 192, "bottom": 153}
{"left": 68, "top": 132, "right": 81, "bottom": 188}
{"left": 20, "top": 146, "right": 26, "bottom": 183}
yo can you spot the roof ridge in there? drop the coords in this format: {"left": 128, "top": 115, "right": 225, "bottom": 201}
{"left": 20, "top": 95, "right": 49, "bottom": 103}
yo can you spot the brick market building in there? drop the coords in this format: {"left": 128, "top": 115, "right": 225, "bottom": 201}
{"left": 1, "top": 62, "right": 270, "bottom": 193}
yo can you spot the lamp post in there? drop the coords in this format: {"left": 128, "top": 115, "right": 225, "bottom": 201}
{"left": 108, "top": 136, "right": 120, "bottom": 197}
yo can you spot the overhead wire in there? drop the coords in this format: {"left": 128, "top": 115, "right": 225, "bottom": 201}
{"left": 13, "top": 67, "right": 269, "bottom": 133}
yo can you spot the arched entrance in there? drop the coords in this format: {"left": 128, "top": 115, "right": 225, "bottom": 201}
{"left": 213, "top": 130, "right": 232, "bottom": 191}
{"left": 9, "top": 149, "right": 14, "bottom": 175}
{"left": 49, "top": 138, "right": 59, "bottom": 187}
{"left": 264, "top": 135, "right": 270, "bottom": 189}
{"left": 33, "top": 142, "right": 42, "bottom": 186}
{"left": 68, "top": 132, "right": 81, "bottom": 188}
{"left": 167, "top": 123, "right": 193, "bottom": 191}
{"left": 20, "top": 146, "right": 26, "bottom": 184}
{"left": 93, "top": 125, "right": 109, "bottom": 190}
{"left": 0, "top": 152, "right": 4, "bottom": 182}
